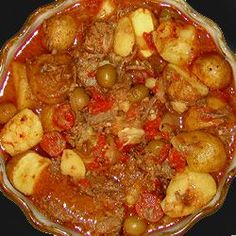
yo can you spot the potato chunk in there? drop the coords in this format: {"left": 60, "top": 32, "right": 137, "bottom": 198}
{"left": 166, "top": 64, "right": 209, "bottom": 103}
{"left": 12, "top": 62, "right": 37, "bottom": 109}
{"left": 7, "top": 151, "right": 51, "bottom": 195}
{"left": 164, "top": 64, "right": 208, "bottom": 113}
{"left": 184, "top": 106, "right": 225, "bottom": 131}
{"left": 192, "top": 53, "right": 232, "bottom": 89}
{"left": 129, "top": 8, "right": 156, "bottom": 57}
{"left": 161, "top": 168, "right": 217, "bottom": 218}
{"left": 60, "top": 149, "right": 86, "bottom": 180}
{"left": 171, "top": 131, "right": 226, "bottom": 173}
{"left": 0, "top": 109, "right": 43, "bottom": 156}
{"left": 118, "top": 127, "right": 145, "bottom": 145}
{"left": 114, "top": 16, "right": 135, "bottom": 57}
{"left": 43, "top": 14, "right": 77, "bottom": 52}
{"left": 97, "top": 0, "right": 116, "bottom": 19}
{"left": 153, "top": 21, "right": 198, "bottom": 65}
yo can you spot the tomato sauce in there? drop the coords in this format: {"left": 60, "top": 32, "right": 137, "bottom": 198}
{"left": 0, "top": 0, "right": 236, "bottom": 235}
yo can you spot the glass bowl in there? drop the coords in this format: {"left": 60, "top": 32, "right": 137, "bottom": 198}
{"left": 0, "top": 0, "right": 236, "bottom": 235}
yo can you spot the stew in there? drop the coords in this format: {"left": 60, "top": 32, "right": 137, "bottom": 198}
{"left": 0, "top": 0, "right": 236, "bottom": 235}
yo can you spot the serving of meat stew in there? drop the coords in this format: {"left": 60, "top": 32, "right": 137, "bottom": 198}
{"left": 0, "top": 0, "right": 236, "bottom": 235}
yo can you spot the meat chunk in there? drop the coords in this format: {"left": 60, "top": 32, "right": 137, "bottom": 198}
{"left": 27, "top": 54, "right": 76, "bottom": 104}
{"left": 95, "top": 208, "right": 124, "bottom": 235}
{"left": 75, "top": 51, "right": 102, "bottom": 86}
{"left": 84, "top": 22, "right": 114, "bottom": 55}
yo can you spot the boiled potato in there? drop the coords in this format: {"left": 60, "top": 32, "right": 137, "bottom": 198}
{"left": 60, "top": 149, "right": 86, "bottom": 180}
{"left": 114, "top": 16, "right": 135, "bottom": 57}
{"left": 171, "top": 131, "right": 226, "bottom": 172}
{"left": 206, "top": 96, "right": 227, "bottom": 110}
{"left": 12, "top": 62, "right": 37, "bottom": 109}
{"left": 153, "top": 21, "right": 198, "bottom": 65}
{"left": 192, "top": 53, "right": 232, "bottom": 89}
{"left": 97, "top": 0, "right": 116, "bottom": 19}
{"left": 165, "top": 64, "right": 208, "bottom": 104}
{"left": 184, "top": 106, "right": 225, "bottom": 131}
{"left": 118, "top": 127, "right": 145, "bottom": 145}
{"left": 159, "top": 112, "right": 179, "bottom": 134}
{"left": 0, "top": 102, "right": 17, "bottom": 124}
{"left": 161, "top": 168, "right": 217, "bottom": 218}
{"left": 129, "top": 8, "right": 157, "bottom": 57}
{"left": 7, "top": 151, "right": 51, "bottom": 195}
{"left": 0, "top": 109, "right": 43, "bottom": 156}
{"left": 170, "top": 101, "right": 188, "bottom": 114}
{"left": 43, "top": 14, "right": 77, "bottom": 52}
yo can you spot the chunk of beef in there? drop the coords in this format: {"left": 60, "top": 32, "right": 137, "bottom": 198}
{"left": 84, "top": 22, "right": 114, "bottom": 55}
{"left": 75, "top": 51, "right": 102, "bottom": 87}
{"left": 95, "top": 207, "right": 124, "bottom": 235}
{"left": 86, "top": 109, "right": 118, "bottom": 129}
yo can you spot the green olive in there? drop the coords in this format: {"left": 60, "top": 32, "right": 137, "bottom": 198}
{"left": 146, "top": 140, "right": 165, "bottom": 156}
{"left": 129, "top": 85, "right": 149, "bottom": 102}
{"left": 159, "top": 8, "right": 181, "bottom": 23}
{"left": 96, "top": 64, "right": 117, "bottom": 88}
{"left": 0, "top": 102, "right": 17, "bottom": 124}
{"left": 123, "top": 216, "right": 147, "bottom": 235}
{"left": 70, "top": 88, "right": 90, "bottom": 111}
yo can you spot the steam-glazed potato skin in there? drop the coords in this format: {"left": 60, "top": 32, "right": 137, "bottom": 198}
{"left": 97, "top": 0, "right": 116, "bottom": 19}
{"left": 166, "top": 64, "right": 209, "bottom": 103}
{"left": 0, "top": 109, "right": 43, "bottom": 156}
{"left": 60, "top": 149, "right": 86, "bottom": 180}
{"left": 192, "top": 53, "right": 232, "bottom": 90}
{"left": 184, "top": 106, "right": 225, "bottom": 131}
{"left": 171, "top": 131, "right": 227, "bottom": 173}
{"left": 164, "top": 64, "right": 208, "bottom": 113}
{"left": 161, "top": 168, "right": 217, "bottom": 218}
{"left": 7, "top": 151, "right": 51, "bottom": 195}
{"left": 153, "top": 21, "right": 198, "bottom": 65}
{"left": 113, "top": 16, "right": 135, "bottom": 57}
{"left": 118, "top": 127, "right": 145, "bottom": 145}
{"left": 129, "top": 8, "right": 157, "bottom": 57}
{"left": 43, "top": 14, "right": 77, "bottom": 52}
{"left": 12, "top": 62, "right": 37, "bottom": 109}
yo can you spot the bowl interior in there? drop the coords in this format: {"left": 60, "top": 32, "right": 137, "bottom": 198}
{"left": 0, "top": 0, "right": 236, "bottom": 235}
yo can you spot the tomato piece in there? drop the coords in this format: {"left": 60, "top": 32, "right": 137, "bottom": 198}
{"left": 87, "top": 134, "right": 110, "bottom": 171}
{"left": 168, "top": 148, "right": 186, "bottom": 172}
{"left": 88, "top": 87, "right": 114, "bottom": 114}
{"left": 126, "top": 102, "right": 140, "bottom": 120}
{"left": 135, "top": 193, "right": 164, "bottom": 223}
{"left": 129, "top": 70, "right": 154, "bottom": 85}
{"left": 40, "top": 131, "right": 66, "bottom": 157}
{"left": 83, "top": 0, "right": 103, "bottom": 15}
{"left": 92, "top": 134, "right": 107, "bottom": 159}
{"left": 150, "top": 85, "right": 159, "bottom": 95}
{"left": 119, "top": 155, "right": 130, "bottom": 163}
{"left": 158, "top": 143, "right": 171, "bottom": 164}
{"left": 78, "top": 178, "right": 91, "bottom": 188}
{"left": 143, "top": 32, "right": 156, "bottom": 51}
{"left": 53, "top": 104, "right": 75, "bottom": 131}
{"left": 143, "top": 118, "right": 161, "bottom": 140}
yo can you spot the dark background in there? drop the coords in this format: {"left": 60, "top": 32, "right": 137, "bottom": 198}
{"left": 0, "top": 0, "right": 236, "bottom": 235}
